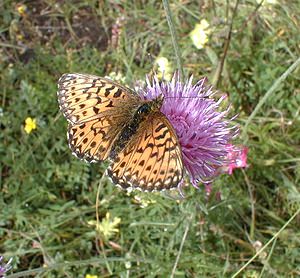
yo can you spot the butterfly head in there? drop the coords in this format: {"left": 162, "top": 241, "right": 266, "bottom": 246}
{"left": 137, "top": 94, "right": 164, "bottom": 116}
{"left": 151, "top": 94, "right": 164, "bottom": 111}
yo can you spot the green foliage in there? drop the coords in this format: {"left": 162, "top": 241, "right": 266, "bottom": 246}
{"left": 1, "top": 0, "right": 299, "bottom": 277}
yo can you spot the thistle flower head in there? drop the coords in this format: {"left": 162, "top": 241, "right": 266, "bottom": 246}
{"left": 139, "top": 73, "right": 238, "bottom": 187}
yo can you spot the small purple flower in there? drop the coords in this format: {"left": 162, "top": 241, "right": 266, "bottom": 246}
{"left": 139, "top": 73, "right": 238, "bottom": 188}
{"left": 0, "top": 256, "right": 12, "bottom": 278}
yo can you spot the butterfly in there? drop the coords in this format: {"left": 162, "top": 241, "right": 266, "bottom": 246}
{"left": 57, "top": 73, "right": 184, "bottom": 192}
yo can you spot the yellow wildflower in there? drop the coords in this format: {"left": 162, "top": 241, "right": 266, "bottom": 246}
{"left": 105, "top": 71, "right": 126, "bottom": 84}
{"left": 243, "top": 270, "right": 260, "bottom": 278}
{"left": 85, "top": 275, "right": 98, "bottom": 278}
{"left": 133, "top": 194, "right": 157, "bottom": 208}
{"left": 16, "top": 4, "right": 27, "bottom": 16}
{"left": 88, "top": 212, "right": 121, "bottom": 240}
{"left": 155, "top": 57, "right": 172, "bottom": 81}
{"left": 16, "top": 34, "right": 24, "bottom": 41}
{"left": 24, "top": 117, "right": 37, "bottom": 134}
{"left": 190, "top": 19, "right": 211, "bottom": 49}
{"left": 256, "top": 0, "right": 277, "bottom": 4}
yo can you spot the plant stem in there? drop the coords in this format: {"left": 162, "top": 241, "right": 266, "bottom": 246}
{"left": 215, "top": 0, "right": 240, "bottom": 87}
{"left": 162, "top": 0, "right": 184, "bottom": 79}
{"left": 170, "top": 214, "right": 193, "bottom": 278}
{"left": 232, "top": 207, "right": 300, "bottom": 277}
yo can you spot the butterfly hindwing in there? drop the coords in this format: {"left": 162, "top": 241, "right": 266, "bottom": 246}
{"left": 107, "top": 112, "right": 184, "bottom": 191}
{"left": 68, "top": 115, "right": 125, "bottom": 162}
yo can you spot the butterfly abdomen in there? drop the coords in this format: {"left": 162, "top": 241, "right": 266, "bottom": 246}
{"left": 109, "top": 98, "right": 163, "bottom": 160}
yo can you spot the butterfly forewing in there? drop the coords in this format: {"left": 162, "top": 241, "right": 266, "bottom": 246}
{"left": 107, "top": 112, "right": 184, "bottom": 191}
{"left": 57, "top": 73, "right": 139, "bottom": 125}
{"left": 58, "top": 73, "right": 139, "bottom": 162}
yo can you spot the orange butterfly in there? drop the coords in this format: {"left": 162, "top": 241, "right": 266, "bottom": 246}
{"left": 57, "top": 73, "right": 184, "bottom": 192}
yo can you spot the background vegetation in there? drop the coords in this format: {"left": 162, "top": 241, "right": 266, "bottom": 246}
{"left": 1, "top": 0, "right": 299, "bottom": 277}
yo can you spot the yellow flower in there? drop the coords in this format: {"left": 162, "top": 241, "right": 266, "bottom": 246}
{"left": 133, "top": 194, "right": 157, "bottom": 208}
{"left": 85, "top": 275, "right": 98, "bottom": 278}
{"left": 16, "top": 4, "right": 27, "bottom": 16}
{"left": 190, "top": 19, "right": 211, "bottom": 49}
{"left": 105, "top": 71, "right": 126, "bottom": 83}
{"left": 155, "top": 57, "right": 172, "bottom": 81}
{"left": 156, "top": 57, "right": 170, "bottom": 72}
{"left": 88, "top": 212, "right": 121, "bottom": 240}
{"left": 256, "top": 0, "right": 277, "bottom": 4}
{"left": 16, "top": 34, "right": 24, "bottom": 41}
{"left": 24, "top": 117, "right": 37, "bottom": 134}
{"left": 243, "top": 270, "right": 260, "bottom": 278}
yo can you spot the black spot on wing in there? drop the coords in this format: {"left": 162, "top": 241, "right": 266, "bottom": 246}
{"left": 155, "top": 123, "right": 166, "bottom": 132}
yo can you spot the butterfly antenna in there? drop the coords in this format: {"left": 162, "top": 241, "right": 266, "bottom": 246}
{"left": 164, "top": 96, "right": 210, "bottom": 100}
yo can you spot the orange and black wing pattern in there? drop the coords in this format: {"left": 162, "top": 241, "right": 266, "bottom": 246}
{"left": 107, "top": 112, "right": 184, "bottom": 191}
{"left": 57, "top": 73, "right": 139, "bottom": 162}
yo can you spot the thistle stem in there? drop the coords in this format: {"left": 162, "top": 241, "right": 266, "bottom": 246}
{"left": 162, "top": 0, "right": 184, "bottom": 79}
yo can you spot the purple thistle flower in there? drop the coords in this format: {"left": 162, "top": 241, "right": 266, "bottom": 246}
{"left": 139, "top": 73, "right": 238, "bottom": 188}
{"left": 0, "top": 256, "right": 12, "bottom": 278}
